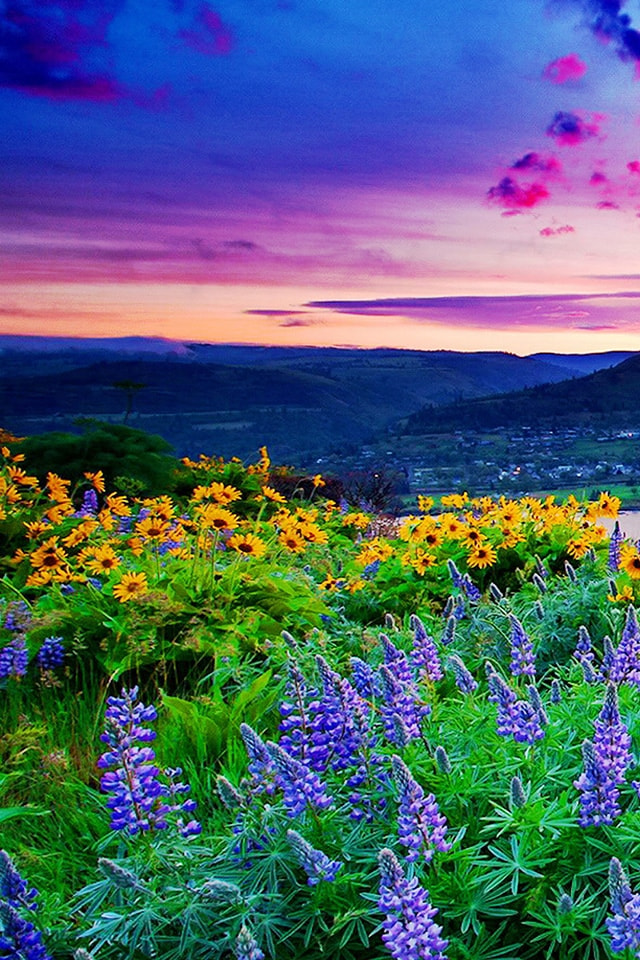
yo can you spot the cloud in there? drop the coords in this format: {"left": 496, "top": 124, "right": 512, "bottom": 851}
{"left": 244, "top": 309, "right": 308, "bottom": 317}
{"left": 539, "top": 224, "right": 575, "bottom": 236}
{"left": 487, "top": 176, "right": 550, "bottom": 210}
{"left": 628, "top": 160, "right": 640, "bottom": 174}
{"left": 560, "top": 0, "right": 640, "bottom": 65}
{"left": 177, "top": 3, "right": 233, "bottom": 55}
{"left": 590, "top": 170, "right": 608, "bottom": 184}
{"left": 546, "top": 110, "right": 603, "bottom": 145}
{"left": 306, "top": 292, "right": 640, "bottom": 331}
{"left": 511, "top": 152, "right": 562, "bottom": 175}
{"left": 543, "top": 53, "right": 587, "bottom": 82}
{"left": 0, "top": 1, "right": 125, "bottom": 102}
{"left": 278, "top": 318, "right": 313, "bottom": 327}
{"left": 596, "top": 199, "right": 621, "bottom": 209}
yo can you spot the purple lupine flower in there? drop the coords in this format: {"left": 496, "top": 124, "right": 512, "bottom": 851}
{"left": 574, "top": 625, "right": 594, "bottom": 665}
{"left": 379, "top": 665, "right": 428, "bottom": 747}
{"left": 609, "top": 521, "right": 623, "bottom": 572}
{"left": 535, "top": 555, "right": 548, "bottom": 580}
{"left": 610, "top": 606, "right": 640, "bottom": 686}
{"left": 486, "top": 668, "right": 544, "bottom": 744}
{"left": 447, "top": 654, "right": 478, "bottom": 694}
{"left": 532, "top": 572, "right": 547, "bottom": 594}
{"left": 607, "top": 858, "right": 640, "bottom": 955}
{"left": 217, "top": 775, "right": 244, "bottom": 809}
{"left": 3, "top": 601, "right": 31, "bottom": 633}
{"left": 36, "top": 637, "right": 65, "bottom": 672}
{"left": 550, "top": 679, "right": 562, "bottom": 704}
{"left": 0, "top": 636, "right": 28, "bottom": 680}
{"left": 446, "top": 559, "right": 464, "bottom": 590}
{"left": 350, "top": 657, "right": 377, "bottom": 698}
{"left": 601, "top": 635, "right": 616, "bottom": 682}
{"left": 409, "top": 615, "right": 443, "bottom": 683}
{"left": 526, "top": 685, "right": 548, "bottom": 726}
{"left": 235, "top": 924, "right": 264, "bottom": 960}
{"left": 266, "top": 741, "right": 333, "bottom": 817}
{"left": 508, "top": 615, "right": 536, "bottom": 677}
{"left": 378, "top": 848, "right": 448, "bottom": 960}
{"left": 486, "top": 668, "right": 520, "bottom": 739}
{"left": 574, "top": 740, "right": 621, "bottom": 827}
{"left": 310, "top": 656, "right": 372, "bottom": 772}
{"left": 279, "top": 657, "right": 313, "bottom": 761}
{"left": 0, "top": 902, "right": 52, "bottom": 960}
{"left": 594, "top": 685, "right": 633, "bottom": 785}
{"left": 163, "top": 767, "right": 201, "bottom": 837}
{"left": 392, "top": 755, "right": 451, "bottom": 864}
{"left": 98, "top": 687, "right": 199, "bottom": 835}
{"left": 581, "top": 658, "right": 598, "bottom": 684}
{"left": 441, "top": 616, "right": 456, "bottom": 646}
{"left": 77, "top": 489, "right": 99, "bottom": 517}
{"left": 461, "top": 573, "right": 481, "bottom": 603}
{"left": 286, "top": 829, "right": 342, "bottom": 885}
{"left": 0, "top": 851, "right": 38, "bottom": 912}
{"left": 452, "top": 596, "right": 466, "bottom": 621}
{"left": 239, "top": 724, "right": 276, "bottom": 795}
{"left": 380, "top": 634, "right": 414, "bottom": 687}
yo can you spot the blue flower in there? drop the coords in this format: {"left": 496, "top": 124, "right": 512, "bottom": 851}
{"left": 286, "top": 829, "right": 342, "bottom": 885}
{"left": 0, "top": 902, "right": 52, "bottom": 960}
{"left": 235, "top": 924, "right": 264, "bottom": 960}
{"left": 447, "top": 655, "right": 478, "bottom": 695}
{"left": 98, "top": 687, "right": 200, "bottom": 836}
{"left": 574, "top": 740, "right": 621, "bottom": 827}
{"left": 392, "top": 756, "right": 450, "bottom": 864}
{"left": 409, "top": 616, "right": 443, "bottom": 683}
{"left": 508, "top": 615, "right": 536, "bottom": 677}
{"left": 378, "top": 848, "right": 448, "bottom": 960}
{"left": 607, "top": 858, "right": 640, "bottom": 954}
{"left": 36, "top": 637, "right": 65, "bottom": 672}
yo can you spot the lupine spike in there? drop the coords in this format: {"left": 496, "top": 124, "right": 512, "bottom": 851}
{"left": 532, "top": 572, "right": 547, "bottom": 594}
{"left": 434, "top": 745, "right": 452, "bottom": 774}
{"left": 378, "top": 848, "right": 448, "bottom": 960}
{"left": 558, "top": 893, "right": 574, "bottom": 914}
{"left": 217, "top": 775, "right": 244, "bottom": 809}
{"left": 550, "top": 679, "right": 562, "bottom": 703}
{"left": 489, "top": 582, "right": 504, "bottom": 603}
{"left": 442, "top": 616, "right": 456, "bottom": 646}
{"left": 447, "top": 654, "right": 478, "bottom": 694}
{"left": 510, "top": 775, "right": 526, "bottom": 809}
{"left": 286, "top": 829, "right": 342, "bottom": 884}
{"left": 97, "top": 858, "right": 142, "bottom": 890}
{"left": 565, "top": 560, "right": 577, "bottom": 582}
{"left": 235, "top": 924, "right": 265, "bottom": 960}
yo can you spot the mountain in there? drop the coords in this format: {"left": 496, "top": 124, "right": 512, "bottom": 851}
{"left": 528, "top": 351, "right": 634, "bottom": 374}
{"left": 402, "top": 352, "right": 640, "bottom": 435}
{"left": 0, "top": 338, "right": 635, "bottom": 462}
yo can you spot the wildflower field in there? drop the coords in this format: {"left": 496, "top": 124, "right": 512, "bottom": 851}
{"left": 4, "top": 433, "right": 640, "bottom": 960}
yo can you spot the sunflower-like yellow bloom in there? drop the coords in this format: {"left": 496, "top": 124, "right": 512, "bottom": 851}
{"left": 85, "top": 545, "right": 121, "bottom": 575}
{"left": 112, "top": 571, "right": 149, "bottom": 603}
{"left": 84, "top": 470, "right": 106, "bottom": 493}
{"left": 261, "top": 486, "right": 287, "bottom": 503}
{"left": 228, "top": 532, "right": 267, "bottom": 558}
{"left": 467, "top": 543, "right": 497, "bottom": 568}
{"left": 620, "top": 545, "right": 640, "bottom": 579}
{"left": 278, "top": 529, "right": 307, "bottom": 553}
{"left": 195, "top": 504, "right": 239, "bottom": 532}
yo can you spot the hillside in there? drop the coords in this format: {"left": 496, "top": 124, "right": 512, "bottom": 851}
{"left": 0, "top": 343, "right": 596, "bottom": 462}
{"left": 402, "top": 352, "right": 640, "bottom": 435}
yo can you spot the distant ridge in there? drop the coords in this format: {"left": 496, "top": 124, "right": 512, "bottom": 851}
{"left": 403, "top": 352, "right": 640, "bottom": 435}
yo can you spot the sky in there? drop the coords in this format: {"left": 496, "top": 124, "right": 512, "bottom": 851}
{"left": 6, "top": 0, "right": 640, "bottom": 354}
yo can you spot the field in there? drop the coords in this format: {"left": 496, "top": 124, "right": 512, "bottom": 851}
{"left": 3, "top": 435, "right": 640, "bottom": 959}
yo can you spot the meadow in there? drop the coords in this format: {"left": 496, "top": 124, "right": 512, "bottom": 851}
{"left": 3, "top": 434, "right": 640, "bottom": 959}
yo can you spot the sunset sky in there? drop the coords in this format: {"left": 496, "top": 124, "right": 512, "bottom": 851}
{"left": 6, "top": 0, "right": 640, "bottom": 354}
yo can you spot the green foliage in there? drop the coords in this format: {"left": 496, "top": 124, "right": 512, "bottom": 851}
{"left": 20, "top": 422, "right": 178, "bottom": 495}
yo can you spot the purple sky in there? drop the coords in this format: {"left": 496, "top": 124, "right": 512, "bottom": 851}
{"left": 5, "top": 0, "right": 640, "bottom": 353}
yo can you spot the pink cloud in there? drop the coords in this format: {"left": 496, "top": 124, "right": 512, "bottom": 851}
{"left": 487, "top": 177, "right": 550, "bottom": 210}
{"left": 510, "top": 152, "right": 562, "bottom": 176}
{"left": 628, "top": 160, "right": 640, "bottom": 175}
{"left": 178, "top": 4, "right": 233, "bottom": 55}
{"left": 589, "top": 171, "right": 608, "bottom": 185}
{"left": 539, "top": 224, "right": 575, "bottom": 237}
{"left": 596, "top": 200, "right": 621, "bottom": 210}
{"left": 546, "top": 111, "right": 604, "bottom": 146}
{"left": 543, "top": 53, "right": 587, "bottom": 84}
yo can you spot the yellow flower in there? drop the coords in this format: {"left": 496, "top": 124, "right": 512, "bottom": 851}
{"left": 320, "top": 574, "right": 345, "bottom": 591}
{"left": 595, "top": 491, "right": 621, "bottom": 518}
{"left": 462, "top": 526, "right": 486, "bottom": 549}
{"left": 24, "top": 520, "right": 49, "bottom": 539}
{"left": 356, "top": 539, "right": 394, "bottom": 566}
{"left": 347, "top": 579, "right": 366, "bottom": 593}
{"left": 113, "top": 571, "right": 149, "bottom": 603}
{"left": 621, "top": 545, "right": 640, "bottom": 579}
{"left": 62, "top": 520, "right": 100, "bottom": 547}
{"left": 261, "top": 486, "right": 287, "bottom": 503}
{"left": 209, "top": 482, "right": 242, "bottom": 505}
{"left": 299, "top": 522, "right": 328, "bottom": 545}
{"left": 441, "top": 492, "right": 469, "bottom": 509}
{"left": 467, "top": 543, "right": 497, "bottom": 568}
{"left": 85, "top": 545, "right": 121, "bottom": 575}
{"left": 403, "top": 549, "right": 438, "bottom": 575}
{"left": 228, "top": 532, "right": 267, "bottom": 558}
{"left": 84, "top": 470, "right": 106, "bottom": 493}
{"left": 30, "top": 537, "right": 67, "bottom": 572}
{"left": 278, "top": 529, "right": 306, "bottom": 553}
{"left": 437, "top": 513, "right": 465, "bottom": 538}
{"left": 7, "top": 465, "right": 38, "bottom": 487}
{"left": 195, "top": 505, "right": 239, "bottom": 532}
{"left": 105, "top": 493, "right": 131, "bottom": 517}
{"left": 566, "top": 536, "right": 591, "bottom": 560}
{"left": 135, "top": 516, "right": 171, "bottom": 541}
{"left": 46, "top": 472, "right": 71, "bottom": 503}
{"left": 312, "top": 474, "right": 325, "bottom": 487}
{"left": 341, "top": 512, "right": 370, "bottom": 530}
{"left": 417, "top": 495, "right": 433, "bottom": 513}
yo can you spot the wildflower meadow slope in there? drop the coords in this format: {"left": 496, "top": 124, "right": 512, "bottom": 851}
{"left": 2, "top": 432, "right": 640, "bottom": 958}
